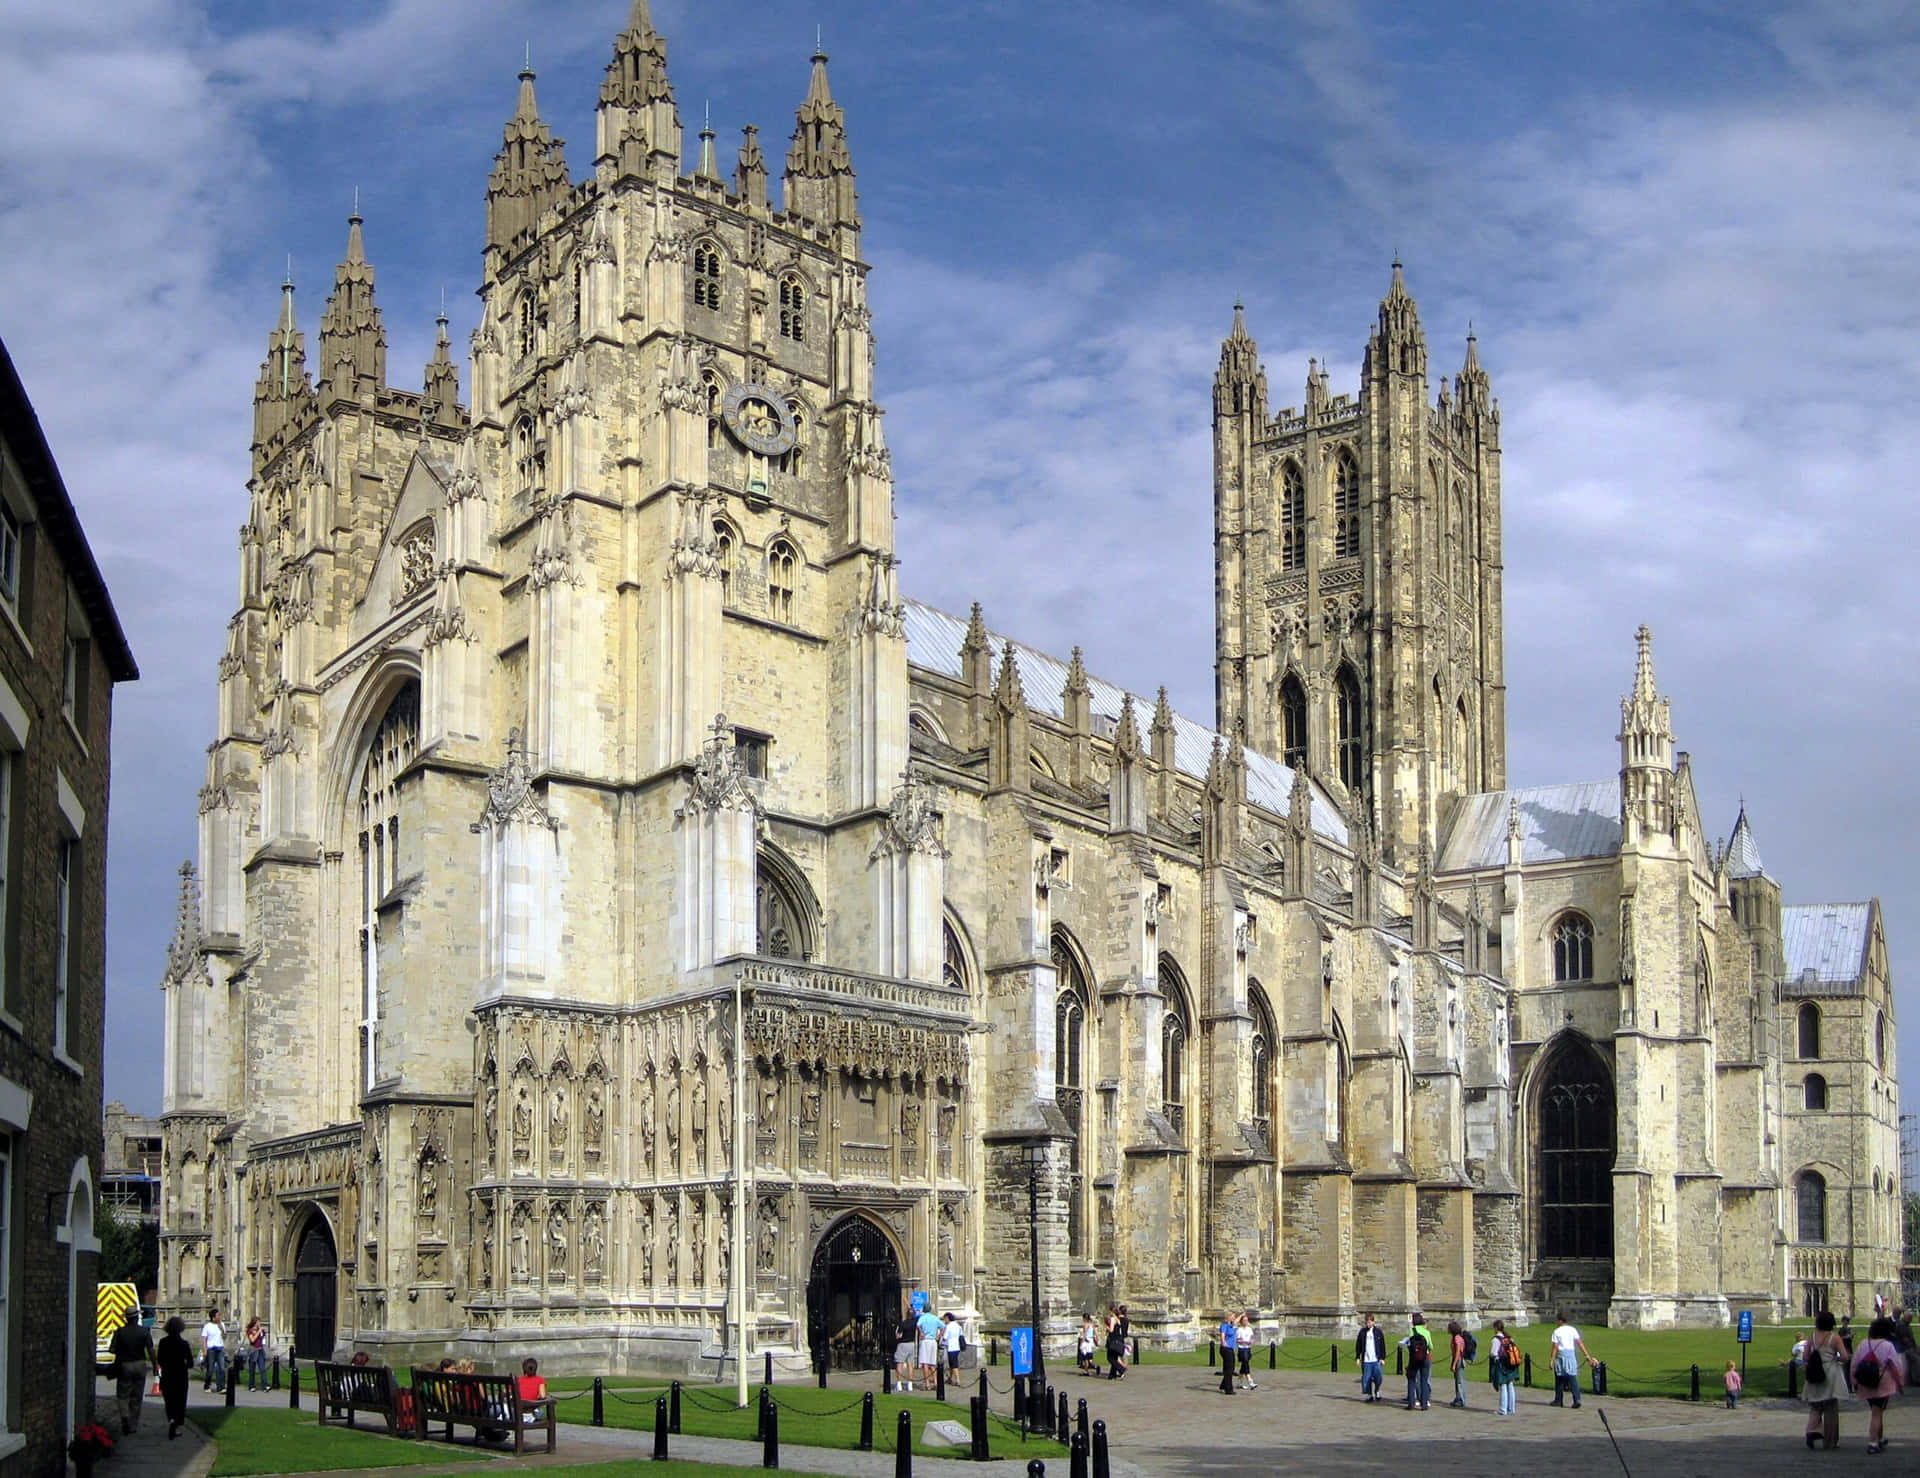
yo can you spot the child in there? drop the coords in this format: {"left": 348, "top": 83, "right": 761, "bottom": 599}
{"left": 518, "top": 1356, "right": 547, "bottom": 1425}
{"left": 1723, "top": 1360, "right": 1743, "bottom": 1409}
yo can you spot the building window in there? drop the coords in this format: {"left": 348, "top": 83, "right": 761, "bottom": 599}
{"left": 766, "top": 539, "right": 797, "bottom": 624}
{"left": 778, "top": 276, "right": 806, "bottom": 343}
{"left": 1160, "top": 955, "right": 1190, "bottom": 1140}
{"left": 1335, "top": 665, "right": 1365, "bottom": 792}
{"left": 733, "top": 728, "right": 769, "bottom": 780}
{"left": 516, "top": 293, "right": 538, "bottom": 359}
{"left": 1552, "top": 913, "right": 1594, "bottom": 983}
{"left": 0, "top": 503, "right": 18, "bottom": 606}
{"left": 1797, "top": 1170, "right": 1827, "bottom": 1243}
{"left": 1452, "top": 482, "right": 1470, "bottom": 589}
{"left": 1279, "top": 673, "right": 1307, "bottom": 771}
{"left": 1876, "top": 1010, "right": 1886, "bottom": 1070}
{"left": 1537, "top": 1037, "right": 1615, "bottom": 1259}
{"left": 776, "top": 403, "right": 805, "bottom": 476}
{"left": 1249, "top": 982, "right": 1276, "bottom": 1146}
{"left": 512, "top": 416, "right": 540, "bottom": 496}
{"left": 942, "top": 918, "right": 970, "bottom": 995}
{"left": 1798, "top": 1002, "right": 1821, "bottom": 1061}
{"left": 703, "top": 373, "right": 722, "bottom": 451}
{"left": 692, "top": 241, "right": 723, "bottom": 310}
{"left": 53, "top": 838, "right": 75, "bottom": 1058}
{"left": 1804, "top": 1073, "right": 1828, "bottom": 1112}
{"left": 1333, "top": 449, "right": 1360, "bottom": 559}
{"left": 1278, "top": 461, "right": 1305, "bottom": 571}
{"left": 358, "top": 683, "right": 420, "bottom": 1092}
{"left": 1052, "top": 928, "right": 1090, "bottom": 1259}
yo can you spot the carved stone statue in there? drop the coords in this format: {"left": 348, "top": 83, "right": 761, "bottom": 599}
{"left": 549, "top": 1084, "right": 570, "bottom": 1164}
{"left": 938, "top": 1207, "right": 955, "bottom": 1272}
{"left": 511, "top": 1206, "right": 531, "bottom": 1283}
{"left": 583, "top": 1204, "right": 606, "bottom": 1279}
{"left": 666, "top": 1079, "right": 682, "bottom": 1169}
{"left": 900, "top": 1097, "right": 921, "bottom": 1146}
{"left": 691, "top": 1070, "right": 709, "bottom": 1172}
{"left": 417, "top": 1154, "right": 438, "bottom": 1222}
{"left": 664, "top": 1202, "right": 679, "bottom": 1285}
{"left": 637, "top": 1202, "right": 654, "bottom": 1283}
{"left": 483, "top": 1081, "right": 498, "bottom": 1166}
{"left": 690, "top": 1198, "right": 706, "bottom": 1282}
{"left": 584, "top": 1077, "right": 605, "bottom": 1160}
{"left": 512, "top": 1082, "right": 533, "bottom": 1168}
{"left": 547, "top": 1205, "right": 569, "bottom": 1279}
{"left": 477, "top": 1209, "right": 494, "bottom": 1285}
{"left": 717, "top": 1222, "right": 730, "bottom": 1293}
{"left": 639, "top": 1075, "right": 656, "bottom": 1173}
{"left": 717, "top": 1069, "right": 733, "bottom": 1159}
{"left": 800, "top": 1075, "right": 821, "bottom": 1132}
{"left": 759, "top": 1201, "right": 779, "bottom": 1272}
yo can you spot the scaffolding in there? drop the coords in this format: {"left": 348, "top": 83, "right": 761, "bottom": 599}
{"left": 1901, "top": 1113, "right": 1920, "bottom": 1309}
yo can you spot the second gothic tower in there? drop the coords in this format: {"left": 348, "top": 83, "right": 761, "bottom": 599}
{"left": 1214, "top": 265, "right": 1506, "bottom": 866}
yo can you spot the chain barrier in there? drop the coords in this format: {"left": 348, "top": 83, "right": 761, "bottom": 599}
{"left": 768, "top": 1390, "right": 870, "bottom": 1418}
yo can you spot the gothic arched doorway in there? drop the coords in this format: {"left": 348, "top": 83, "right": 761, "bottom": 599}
{"left": 293, "top": 1213, "right": 339, "bottom": 1359}
{"left": 1535, "top": 1037, "right": 1615, "bottom": 1260}
{"left": 806, "top": 1214, "right": 901, "bottom": 1372}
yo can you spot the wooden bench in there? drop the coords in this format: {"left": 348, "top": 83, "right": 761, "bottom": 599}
{"left": 313, "top": 1362, "right": 399, "bottom": 1435}
{"left": 409, "top": 1368, "right": 556, "bottom": 1454}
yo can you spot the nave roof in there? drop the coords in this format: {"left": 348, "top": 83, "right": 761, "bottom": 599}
{"left": 1782, "top": 902, "right": 1874, "bottom": 991}
{"left": 1437, "top": 780, "right": 1623, "bottom": 872}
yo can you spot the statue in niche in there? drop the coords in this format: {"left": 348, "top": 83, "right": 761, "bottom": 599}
{"left": 758, "top": 1201, "right": 779, "bottom": 1272}
{"left": 483, "top": 1079, "right": 498, "bottom": 1166}
{"left": 637, "top": 1202, "right": 654, "bottom": 1283}
{"left": 666, "top": 1078, "right": 682, "bottom": 1169}
{"left": 800, "top": 1074, "right": 821, "bottom": 1133}
{"left": 691, "top": 1070, "right": 709, "bottom": 1172}
{"left": 639, "top": 1075, "right": 656, "bottom": 1174}
{"left": 417, "top": 1153, "right": 438, "bottom": 1223}
{"left": 583, "top": 1204, "right": 606, "bottom": 1280}
{"left": 511, "top": 1206, "right": 532, "bottom": 1283}
{"left": 690, "top": 1198, "right": 706, "bottom": 1273}
{"left": 512, "top": 1082, "right": 533, "bottom": 1168}
{"left": 717, "top": 1221, "right": 730, "bottom": 1293}
{"left": 761, "top": 1074, "right": 781, "bottom": 1128}
{"left": 547, "top": 1205, "right": 569, "bottom": 1280}
{"left": 368, "top": 1153, "right": 383, "bottom": 1229}
{"left": 717, "top": 1069, "right": 733, "bottom": 1159}
{"left": 477, "top": 1207, "right": 494, "bottom": 1285}
{"left": 664, "top": 1202, "right": 679, "bottom": 1286}
{"left": 938, "top": 1208, "right": 955, "bottom": 1272}
{"left": 549, "top": 1084, "right": 570, "bottom": 1164}
{"left": 900, "top": 1096, "right": 921, "bottom": 1147}
{"left": 584, "top": 1077, "right": 605, "bottom": 1161}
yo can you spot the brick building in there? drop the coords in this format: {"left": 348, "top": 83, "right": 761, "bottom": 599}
{"left": 0, "top": 338, "right": 138, "bottom": 1468}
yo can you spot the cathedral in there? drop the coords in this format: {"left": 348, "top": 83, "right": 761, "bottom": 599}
{"left": 155, "top": 2, "right": 1900, "bottom": 1370}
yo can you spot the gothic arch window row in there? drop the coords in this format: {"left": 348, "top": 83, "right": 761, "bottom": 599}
{"left": 712, "top": 518, "right": 737, "bottom": 594}
{"left": 767, "top": 538, "right": 798, "bottom": 624}
{"left": 755, "top": 846, "right": 816, "bottom": 960}
{"left": 1535, "top": 1035, "right": 1614, "bottom": 1259}
{"left": 692, "top": 240, "right": 724, "bottom": 310}
{"left": 1278, "top": 461, "right": 1305, "bottom": 571}
{"left": 1249, "top": 981, "right": 1276, "bottom": 1133}
{"left": 1333, "top": 448, "right": 1360, "bottom": 559}
{"left": 513, "top": 414, "right": 544, "bottom": 496}
{"left": 778, "top": 275, "right": 806, "bottom": 343}
{"left": 1335, "top": 664, "right": 1366, "bottom": 793}
{"left": 1279, "top": 673, "right": 1307, "bottom": 772}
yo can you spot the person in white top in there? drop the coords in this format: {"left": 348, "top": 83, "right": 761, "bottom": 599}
{"left": 942, "top": 1313, "right": 965, "bottom": 1377}
{"left": 1547, "top": 1311, "right": 1594, "bottom": 1409}
{"left": 199, "top": 1309, "right": 227, "bottom": 1392}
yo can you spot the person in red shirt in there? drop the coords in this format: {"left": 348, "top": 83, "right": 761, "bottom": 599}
{"left": 517, "top": 1357, "right": 547, "bottom": 1425}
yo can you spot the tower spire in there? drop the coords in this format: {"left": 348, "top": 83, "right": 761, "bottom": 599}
{"left": 784, "top": 43, "right": 859, "bottom": 231}
{"left": 1617, "top": 624, "right": 1676, "bottom": 842}
{"left": 1213, "top": 301, "right": 1267, "bottom": 418}
{"left": 486, "top": 63, "right": 571, "bottom": 253}
{"left": 735, "top": 124, "right": 768, "bottom": 208}
{"left": 697, "top": 100, "right": 719, "bottom": 180}
{"left": 1457, "top": 322, "right": 1491, "bottom": 415}
{"left": 1365, "top": 257, "right": 1425, "bottom": 381}
{"left": 317, "top": 209, "right": 386, "bottom": 401}
{"left": 252, "top": 267, "right": 312, "bottom": 448}
{"left": 423, "top": 300, "right": 459, "bottom": 424}
{"left": 597, "top": 0, "right": 680, "bottom": 179}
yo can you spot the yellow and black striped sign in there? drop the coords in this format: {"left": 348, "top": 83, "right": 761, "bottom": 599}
{"left": 95, "top": 1281, "right": 139, "bottom": 1354}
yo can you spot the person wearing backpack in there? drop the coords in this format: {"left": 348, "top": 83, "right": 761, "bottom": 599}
{"left": 1446, "top": 1321, "right": 1470, "bottom": 1408}
{"left": 1852, "top": 1314, "right": 1907, "bottom": 1455}
{"left": 1399, "top": 1313, "right": 1434, "bottom": 1411}
{"left": 1801, "top": 1308, "right": 1846, "bottom": 1450}
{"left": 1488, "top": 1319, "right": 1519, "bottom": 1416}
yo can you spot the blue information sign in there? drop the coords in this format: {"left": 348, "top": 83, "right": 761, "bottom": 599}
{"left": 911, "top": 1290, "right": 931, "bottom": 1315}
{"left": 1010, "top": 1326, "right": 1035, "bottom": 1377}
{"left": 1737, "top": 1310, "right": 1754, "bottom": 1344}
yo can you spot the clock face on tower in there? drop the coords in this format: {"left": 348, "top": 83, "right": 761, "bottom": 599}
{"left": 720, "top": 381, "right": 798, "bottom": 456}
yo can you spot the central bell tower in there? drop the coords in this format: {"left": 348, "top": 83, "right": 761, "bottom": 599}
{"left": 1213, "top": 266, "right": 1506, "bottom": 865}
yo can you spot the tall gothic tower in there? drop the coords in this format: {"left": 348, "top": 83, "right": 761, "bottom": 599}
{"left": 1213, "top": 265, "right": 1506, "bottom": 864}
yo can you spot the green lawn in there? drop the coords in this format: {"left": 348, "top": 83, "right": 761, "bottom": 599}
{"left": 1139, "top": 1321, "right": 1829, "bottom": 1400}
{"left": 191, "top": 1407, "right": 493, "bottom": 1476}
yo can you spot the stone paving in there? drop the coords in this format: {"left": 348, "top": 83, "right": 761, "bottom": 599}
{"left": 93, "top": 1363, "right": 1917, "bottom": 1477}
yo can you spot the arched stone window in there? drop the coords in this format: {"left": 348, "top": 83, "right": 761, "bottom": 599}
{"left": 1334, "top": 449, "right": 1361, "bottom": 559}
{"left": 516, "top": 293, "right": 538, "bottom": 359}
{"left": 766, "top": 539, "right": 798, "bottom": 624}
{"left": 1805, "top": 1074, "right": 1828, "bottom": 1112}
{"left": 1052, "top": 928, "right": 1091, "bottom": 1259}
{"left": 776, "top": 401, "right": 806, "bottom": 476}
{"left": 1798, "top": 1002, "right": 1821, "bottom": 1060}
{"left": 1279, "top": 673, "right": 1307, "bottom": 771}
{"left": 1279, "top": 461, "right": 1305, "bottom": 571}
{"left": 1452, "top": 482, "right": 1470, "bottom": 589}
{"left": 1249, "top": 981, "right": 1276, "bottom": 1135}
{"left": 359, "top": 681, "right": 420, "bottom": 1090}
{"left": 1797, "top": 1169, "right": 1827, "bottom": 1243}
{"left": 1335, "top": 665, "right": 1365, "bottom": 793}
{"left": 1455, "top": 696, "right": 1470, "bottom": 787}
{"left": 692, "top": 240, "right": 723, "bottom": 310}
{"left": 1551, "top": 913, "right": 1594, "bottom": 983}
{"left": 711, "top": 518, "right": 736, "bottom": 594}
{"left": 778, "top": 275, "right": 806, "bottom": 343}
{"left": 512, "top": 415, "right": 540, "bottom": 496}
{"left": 1160, "top": 955, "right": 1191, "bottom": 1140}
{"left": 1876, "top": 1010, "right": 1886, "bottom": 1070}
{"left": 942, "top": 916, "right": 972, "bottom": 996}
{"left": 1329, "top": 1009, "right": 1352, "bottom": 1148}
{"left": 755, "top": 848, "right": 815, "bottom": 961}
{"left": 703, "top": 372, "right": 722, "bottom": 450}
{"left": 1536, "top": 1035, "right": 1614, "bottom": 1259}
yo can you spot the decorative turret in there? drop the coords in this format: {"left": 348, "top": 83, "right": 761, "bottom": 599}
{"left": 422, "top": 307, "right": 460, "bottom": 426}
{"left": 1617, "top": 625, "right": 1676, "bottom": 843}
{"left": 1363, "top": 259, "right": 1426, "bottom": 381}
{"left": 487, "top": 65, "right": 571, "bottom": 254}
{"left": 1213, "top": 302, "right": 1267, "bottom": 419}
{"left": 317, "top": 212, "right": 387, "bottom": 402}
{"left": 1725, "top": 805, "right": 1766, "bottom": 880}
{"left": 1455, "top": 327, "right": 1493, "bottom": 419}
{"left": 596, "top": 0, "right": 681, "bottom": 180}
{"left": 784, "top": 46, "right": 859, "bottom": 231}
{"left": 1724, "top": 803, "right": 1783, "bottom": 982}
{"left": 695, "top": 103, "right": 720, "bottom": 181}
{"left": 735, "top": 124, "right": 768, "bottom": 209}
{"left": 252, "top": 270, "right": 312, "bottom": 448}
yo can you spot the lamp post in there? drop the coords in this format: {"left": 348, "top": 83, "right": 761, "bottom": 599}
{"left": 1024, "top": 1140, "right": 1047, "bottom": 1391}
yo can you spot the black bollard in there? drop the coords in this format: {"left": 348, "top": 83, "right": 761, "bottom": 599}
{"left": 1787, "top": 1360, "right": 1799, "bottom": 1400}
{"left": 1208, "top": 1337, "right": 1217, "bottom": 1368}
{"left": 653, "top": 1395, "right": 669, "bottom": 1461}
{"left": 895, "top": 1410, "right": 913, "bottom": 1478}
{"left": 1057, "top": 1388, "right": 1070, "bottom": 1443}
{"left": 818, "top": 1359, "right": 828, "bottom": 1391}
{"left": 1013, "top": 1374, "right": 1027, "bottom": 1423}
{"left": 860, "top": 1391, "right": 875, "bottom": 1451}
{"left": 766, "top": 1351, "right": 775, "bottom": 1387}
{"left": 1092, "top": 1419, "right": 1110, "bottom": 1478}
{"left": 992, "top": 1337, "right": 999, "bottom": 1368}
{"left": 1523, "top": 1352, "right": 1532, "bottom": 1389}
{"left": 593, "top": 1376, "right": 605, "bottom": 1427}
{"left": 225, "top": 1363, "right": 238, "bottom": 1408}
{"left": 271, "top": 1355, "right": 281, "bottom": 1391}
{"left": 1690, "top": 1363, "right": 1701, "bottom": 1402}
{"left": 1076, "top": 1396, "right": 1089, "bottom": 1444}
{"left": 289, "top": 1365, "right": 300, "bottom": 1411}
{"left": 670, "top": 1380, "right": 682, "bottom": 1434}
{"left": 763, "top": 1398, "right": 780, "bottom": 1469}
{"left": 1329, "top": 1342, "right": 1338, "bottom": 1374}
{"left": 980, "top": 1368, "right": 990, "bottom": 1412}
{"left": 937, "top": 1355, "right": 946, "bottom": 1403}
{"left": 884, "top": 1360, "right": 893, "bottom": 1396}
{"left": 1043, "top": 1385, "right": 1055, "bottom": 1439}
{"left": 1071, "top": 1431, "right": 1089, "bottom": 1478}
{"left": 1594, "top": 1361, "right": 1607, "bottom": 1397}
{"left": 1131, "top": 1336, "right": 1140, "bottom": 1366}
{"left": 970, "top": 1392, "right": 989, "bottom": 1461}
{"left": 1273, "top": 1340, "right": 1280, "bottom": 1370}
{"left": 755, "top": 1386, "right": 770, "bottom": 1441}
{"left": 1027, "top": 1462, "right": 1046, "bottom": 1478}
{"left": 1395, "top": 1346, "right": 1403, "bottom": 1377}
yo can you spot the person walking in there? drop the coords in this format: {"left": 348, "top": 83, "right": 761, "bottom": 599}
{"left": 1355, "top": 1314, "right": 1387, "bottom": 1403}
{"left": 1078, "top": 1314, "right": 1097, "bottom": 1373}
{"left": 1801, "top": 1308, "right": 1846, "bottom": 1450}
{"left": 199, "top": 1308, "right": 227, "bottom": 1391}
{"left": 1105, "top": 1306, "right": 1130, "bottom": 1380}
{"left": 107, "top": 1307, "right": 155, "bottom": 1435}
{"left": 1547, "top": 1311, "right": 1595, "bottom": 1408}
{"left": 942, "top": 1312, "right": 965, "bottom": 1379}
{"left": 1446, "top": 1321, "right": 1470, "bottom": 1408}
{"left": 1489, "top": 1319, "right": 1518, "bottom": 1416}
{"left": 893, "top": 1306, "right": 917, "bottom": 1393}
{"left": 1237, "top": 1311, "right": 1257, "bottom": 1390}
{"left": 1723, "top": 1360, "right": 1742, "bottom": 1408}
{"left": 243, "top": 1315, "right": 267, "bottom": 1390}
{"left": 1400, "top": 1313, "right": 1433, "bottom": 1411}
{"left": 1852, "top": 1314, "right": 1907, "bottom": 1455}
{"left": 156, "top": 1316, "right": 194, "bottom": 1439}
{"left": 915, "top": 1302, "right": 943, "bottom": 1390}
{"left": 1217, "top": 1311, "right": 1238, "bottom": 1395}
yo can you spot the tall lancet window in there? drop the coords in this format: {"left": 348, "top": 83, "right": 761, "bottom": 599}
{"left": 1335, "top": 665, "right": 1366, "bottom": 793}
{"left": 778, "top": 276, "right": 806, "bottom": 343}
{"left": 358, "top": 682, "right": 420, "bottom": 1092}
{"left": 1280, "top": 674, "right": 1307, "bottom": 771}
{"left": 1333, "top": 449, "right": 1361, "bottom": 558}
{"left": 692, "top": 240, "right": 723, "bottom": 310}
{"left": 1052, "top": 928, "right": 1091, "bottom": 1260}
{"left": 1160, "top": 955, "right": 1191, "bottom": 1141}
{"left": 1279, "top": 461, "right": 1305, "bottom": 571}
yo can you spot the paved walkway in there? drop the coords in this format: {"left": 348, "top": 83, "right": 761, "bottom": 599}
{"left": 94, "top": 1363, "right": 1909, "bottom": 1477}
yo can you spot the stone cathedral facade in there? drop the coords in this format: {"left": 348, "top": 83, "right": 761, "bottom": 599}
{"left": 155, "top": 4, "right": 1899, "bottom": 1368}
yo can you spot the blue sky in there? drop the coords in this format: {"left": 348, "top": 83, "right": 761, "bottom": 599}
{"left": 1, "top": 0, "right": 1914, "bottom": 1116}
